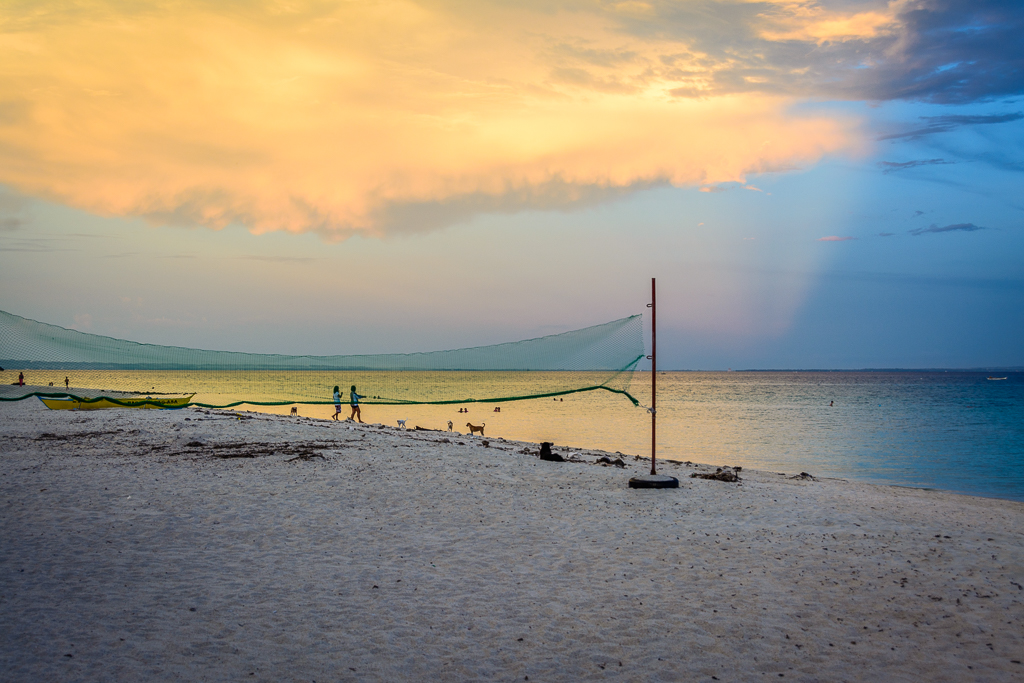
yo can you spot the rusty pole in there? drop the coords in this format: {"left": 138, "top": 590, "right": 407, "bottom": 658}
{"left": 650, "top": 277, "right": 657, "bottom": 475}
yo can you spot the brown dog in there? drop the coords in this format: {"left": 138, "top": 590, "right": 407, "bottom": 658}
{"left": 466, "top": 422, "right": 485, "bottom": 436}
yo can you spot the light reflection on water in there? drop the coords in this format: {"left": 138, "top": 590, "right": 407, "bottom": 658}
{"left": 18, "top": 369, "right": 1024, "bottom": 501}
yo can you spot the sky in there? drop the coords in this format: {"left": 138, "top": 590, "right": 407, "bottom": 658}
{"left": 1, "top": 0, "right": 1021, "bottom": 369}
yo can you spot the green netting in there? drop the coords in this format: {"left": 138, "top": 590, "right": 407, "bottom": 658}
{"left": 0, "top": 309, "right": 644, "bottom": 408}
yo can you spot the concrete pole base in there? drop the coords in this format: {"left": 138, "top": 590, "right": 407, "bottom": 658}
{"left": 628, "top": 475, "right": 679, "bottom": 489}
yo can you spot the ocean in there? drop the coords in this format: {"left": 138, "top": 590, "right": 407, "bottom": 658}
{"left": 10, "top": 369, "right": 1024, "bottom": 501}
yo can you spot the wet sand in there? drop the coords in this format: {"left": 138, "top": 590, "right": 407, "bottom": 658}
{"left": 1, "top": 398, "right": 1022, "bottom": 682}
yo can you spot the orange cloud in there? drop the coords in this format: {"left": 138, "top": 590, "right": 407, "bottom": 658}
{"left": 0, "top": 1, "right": 863, "bottom": 238}
{"left": 756, "top": 0, "right": 902, "bottom": 44}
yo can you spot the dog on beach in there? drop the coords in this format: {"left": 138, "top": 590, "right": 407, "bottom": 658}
{"left": 466, "top": 422, "right": 485, "bottom": 436}
{"left": 397, "top": 419, "right": 406, "bottom": 429}
{"left": 447, "top": 420, "right": 453, "bottom": 431}
{"left": 290, "top": 407, "right": 298, "bottom": 416}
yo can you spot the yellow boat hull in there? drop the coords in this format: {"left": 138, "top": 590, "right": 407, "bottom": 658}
{"left": 39, "top": 394, "right": 194, "bottom": 410}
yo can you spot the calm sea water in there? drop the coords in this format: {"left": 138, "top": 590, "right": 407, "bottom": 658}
{"left": 13, "top": 369, "right": 1024, "bottom": 501}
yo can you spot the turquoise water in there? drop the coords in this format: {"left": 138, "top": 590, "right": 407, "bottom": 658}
{"left": 640, "top": 372, "right": 1024, "bottom": 502}
{"left": 10, "top": 369, "right": 1024, "bottom": 501}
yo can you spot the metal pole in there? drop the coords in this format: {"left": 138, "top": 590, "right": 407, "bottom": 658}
{"left": 651, "top": 277, "right": 657, "bottom": 475}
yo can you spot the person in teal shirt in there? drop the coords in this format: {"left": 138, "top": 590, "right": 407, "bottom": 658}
{"left": 349, "top": 385, "right": 364, "bottom": 423}
{"left": 332, "top": 385, "right": 342, "bottom": 420}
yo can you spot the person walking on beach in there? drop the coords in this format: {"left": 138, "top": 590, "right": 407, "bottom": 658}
{"left": 332, "top": 385, "right": 342, "bottom": 420}
{"left": 18, "top": 371, "right": 24, "bottom": 387}
{"left": 349, "top": 385, "right": 364, "bottom": 423}
{"left": 65, "top": 376, "right": 69, "bottom": 390}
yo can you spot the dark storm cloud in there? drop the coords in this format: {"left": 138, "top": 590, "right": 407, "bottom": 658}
{"left": 625, "top": 0, "right": 1024, "bottom": 103}
{"left": 909, "top": 222, "right": 986, "bottom": 235}
{"left": 843, "top": 0, "right": 1024, "bottom": 103}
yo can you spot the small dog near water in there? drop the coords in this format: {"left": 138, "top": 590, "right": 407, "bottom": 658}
{"left": 466, "top": 422, "right": 485, "bottom": 436}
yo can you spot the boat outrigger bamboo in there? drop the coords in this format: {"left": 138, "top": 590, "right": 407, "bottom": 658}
{"left": 38, "top": 394, "right": 194, "bottom": 410}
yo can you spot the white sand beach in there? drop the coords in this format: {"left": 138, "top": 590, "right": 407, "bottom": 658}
{"left": 1, "top": 397, "right": 1022, "bottom": 682}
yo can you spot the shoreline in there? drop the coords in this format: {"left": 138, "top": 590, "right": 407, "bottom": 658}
{"left": 2, "top": 398, "right": 1023, "bottom": 681}
{"left": 4, "top": 382, "right": 1022, "bottom": 504}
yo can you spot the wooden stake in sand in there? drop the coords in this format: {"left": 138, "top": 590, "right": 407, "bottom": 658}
{"left": 629, "top": 277, "right": 678, "bottom": 489}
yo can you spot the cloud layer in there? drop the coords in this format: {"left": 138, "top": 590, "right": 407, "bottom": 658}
{"left": 4, "top": 0, "right": 1019, "bottom": 237}
{"left": 879, "top": 113, "right": 1024, "bottom": 141}
{"left": 909, "top": 222, "right": 986, "bottom": 235}
{"left": 879, "top": 158, "right": 953, "bottom": 173}
{"left": 648, "top": 0, "right": 1024, "bottom": 104}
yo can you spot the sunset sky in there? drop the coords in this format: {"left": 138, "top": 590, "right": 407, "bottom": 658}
{"left": 1, "top": 0, "right": 1021, "bottom": 369}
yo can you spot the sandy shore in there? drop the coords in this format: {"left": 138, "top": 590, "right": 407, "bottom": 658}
{"left": 1, "top": 398, "right": 1022, "bottom": 682}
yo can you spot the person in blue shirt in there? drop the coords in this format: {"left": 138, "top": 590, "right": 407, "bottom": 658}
{"left": 349, "top": 385, "right": 364, "bottom": 423}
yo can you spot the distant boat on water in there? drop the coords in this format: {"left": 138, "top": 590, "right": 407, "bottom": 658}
{"left": 987, "top": 376, "right": 1008, "bottom": 381}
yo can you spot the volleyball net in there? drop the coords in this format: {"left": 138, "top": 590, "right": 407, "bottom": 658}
{"left": 0, "top": 310, "right": 645, "bottom": 409}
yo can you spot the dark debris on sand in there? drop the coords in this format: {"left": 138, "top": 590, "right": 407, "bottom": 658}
{"left": 691, "top": 466, "right": 741, "bottom": 483}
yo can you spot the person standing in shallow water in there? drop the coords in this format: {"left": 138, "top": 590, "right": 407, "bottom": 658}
{"left": 349, "top": 385, "right": 364, "bottom": 423}
{"left": 332, "top": 385, "right": 342, "bottom": 420}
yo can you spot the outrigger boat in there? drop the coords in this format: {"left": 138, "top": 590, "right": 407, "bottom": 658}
{"left": 39, "top": 394, "right": 194, "bottom": 410}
